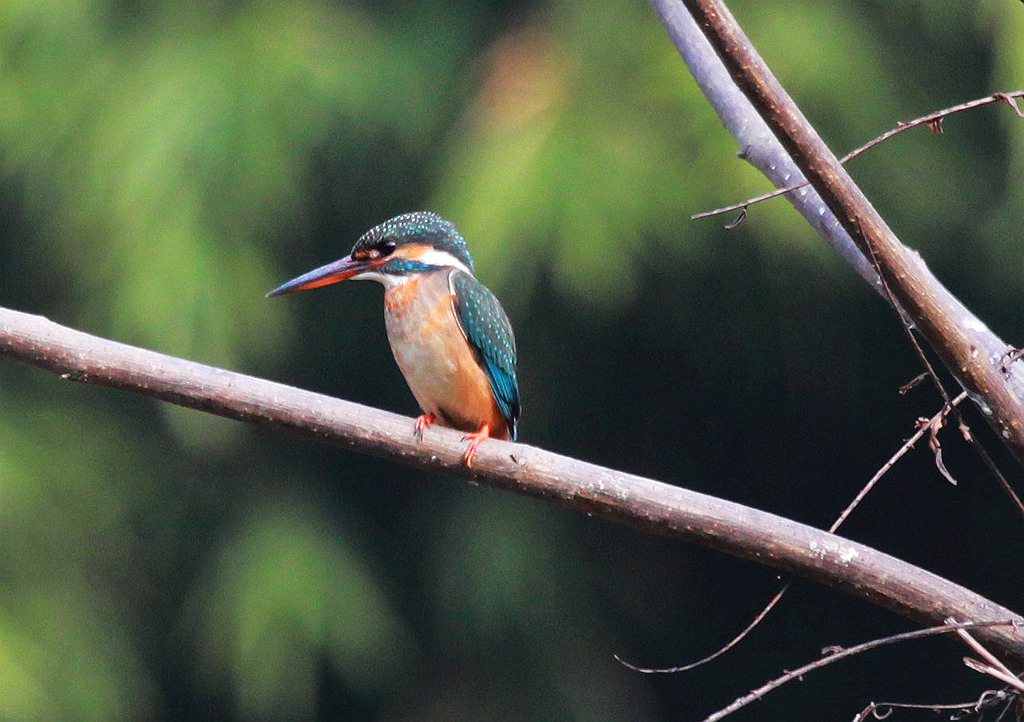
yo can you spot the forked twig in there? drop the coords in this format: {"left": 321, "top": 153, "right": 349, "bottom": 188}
{"left": 702, "top": 621, "right": 1018, "bottom": 722}
{"left": 863, "top": 228, "right": 1024, "bottom": 516}
{"left": 618, "top": 390, "right": 968, "bottom": 674}
{"left": 955, "top": 621, "right": 1024, "bottom": 694}
{"left": 830, "top": 391, "right": 966, "bottom": 530}
{"left": 693, "top": 90, "right": 1024, "bottom": 222}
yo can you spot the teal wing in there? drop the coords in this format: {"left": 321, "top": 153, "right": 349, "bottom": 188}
{"left": 450, "top": 270, "right": 520, "bottom": 440}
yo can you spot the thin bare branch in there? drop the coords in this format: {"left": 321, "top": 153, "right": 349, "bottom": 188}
{"left": 955, "top": 622, "right": 1024, "bottom": 693}
{"left": 899, "top": 372, "right": 929, "bottom": 395}
{"left": 693, "top": 90, "right": 1024, "bottom": 223}
{"left": 854, "top": 691, "right": 1019, "bottom": 722}
{"left": 615, "top": 581, "right": 791, "bottom": 673}
{"left": 616, "top": 389, "right": 981, "bottom": 675}
{"left": 651, "top": 0, "right": 880, "bottom": 286}
{"left": 862, "top": 233, "right": 1024, "bottom": 512}
{"left": 831, "top": 392, "right": 966, "bottom": 530}
{"left": 703, "top": 621, "right": 1019, "bottom": 722}
{"left": 622, "top": 386, "right": 972, "bottom": 674}
{"left": 963, "top": 658, "right": 1024, "bottom": 694}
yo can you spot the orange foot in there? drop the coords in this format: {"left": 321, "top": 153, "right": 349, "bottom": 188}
{"left": 414, "top": 413, "right": 436, "bottom": 440}
{"left": 461, "top": 423, "right": 492, "bottom": 468}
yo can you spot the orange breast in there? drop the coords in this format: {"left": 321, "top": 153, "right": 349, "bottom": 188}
{"left": 383, "top": 271, "right": 509, "bottom": 438}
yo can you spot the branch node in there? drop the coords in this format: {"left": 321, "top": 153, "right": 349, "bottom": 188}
{"left": 724, "top": 208, "right": 747, "bottom": 229}
{"left": 994, "top": 92, "right": 1024, "bottom": 118}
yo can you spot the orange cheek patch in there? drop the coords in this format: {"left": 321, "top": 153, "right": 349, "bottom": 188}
{"left": 397, "top": 243, "right": 434, "bottom": 261}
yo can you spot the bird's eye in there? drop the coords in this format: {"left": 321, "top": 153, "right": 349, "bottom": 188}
{"left": 363, "top": 239, "right": 396, "bottom": 261}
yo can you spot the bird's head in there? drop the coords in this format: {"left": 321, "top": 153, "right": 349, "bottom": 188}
{"left": 266, "top": 212, "right": 475, "bottom": 297}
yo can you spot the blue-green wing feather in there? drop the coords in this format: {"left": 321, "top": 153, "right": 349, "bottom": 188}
{"left": 450, "top": 270, "right": 520, "bottom": 440}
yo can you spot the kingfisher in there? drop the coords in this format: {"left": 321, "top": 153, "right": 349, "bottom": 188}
{"left": 267, "top": 212, "right": 520, "bottom": 467}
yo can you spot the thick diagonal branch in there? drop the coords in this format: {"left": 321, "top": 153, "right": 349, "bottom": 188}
{"left": 652, "top": 0, "right": 1024, "bottom": 466}
{"left": 1, "top": 306, "right": 1022, "bottom": 661}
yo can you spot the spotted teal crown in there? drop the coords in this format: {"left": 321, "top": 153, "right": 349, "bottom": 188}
{"left": 353, "top": 211, "right": 474, "bottom": 273}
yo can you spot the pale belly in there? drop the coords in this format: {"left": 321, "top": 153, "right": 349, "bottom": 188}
{"left": 383, "top": 272, "right": 506, "bottom": 437}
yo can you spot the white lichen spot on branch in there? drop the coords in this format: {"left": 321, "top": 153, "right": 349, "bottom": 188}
{"left": 808, "top": 539, "right": 859, "bottom": 564}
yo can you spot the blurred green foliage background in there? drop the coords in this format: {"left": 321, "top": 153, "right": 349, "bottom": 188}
{"left": 0, "top": 0, "right": 1022, "bottom": 719}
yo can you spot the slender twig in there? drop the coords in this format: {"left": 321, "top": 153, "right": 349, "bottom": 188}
{"left": 617, "top": 390, "right": 968, "bottom": 675}
{"left": 960, "top": 422, "right": 1024, "bottom": 518}
{"left": 864, "top": 230, "right": 1022, "bottom": 515}
{"left": 963, "top": 658, "right": 1024, "bottom": 694}
{"left": 651, "top": 0, "right": 881, "bottom": 286}
{"left": 702, "top": 621, "right": 1019, "bottom": 722}
{"left": 857, "top": 230, "right": 1022, "bottom": 507}
{"left": 693, "top": 90, "right": 1024, "bottom": 222}
{"left": 955, "top": 621, "right": 1024, "bottom": 693}
{"left": 831, "top": 392, "right": 967, "bottom": 530}
{"left": 876, "top": 251, "right": 950, "bottom": 398}
{"left": 957, "top": 626, "right": 1019, "bottom": 679}
{"left": 854, "top": 691, "right": 1018, "bottom": 722}
{"left": 615, "top": 581, "right": 792, "bottom": 673}
{"left": 620, "top": 389, "right": 968, "bottom": 674}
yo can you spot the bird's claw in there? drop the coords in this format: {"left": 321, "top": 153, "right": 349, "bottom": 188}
{"left": 461, "top": 424, "right": 492, "bottom": 467}
{"left": 414, "top": 413, "right": 436, "bottom": 440}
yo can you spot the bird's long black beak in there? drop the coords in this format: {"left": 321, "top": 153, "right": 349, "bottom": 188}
{"left": 265, "top": 255, "right": 369, "bottom": 297}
